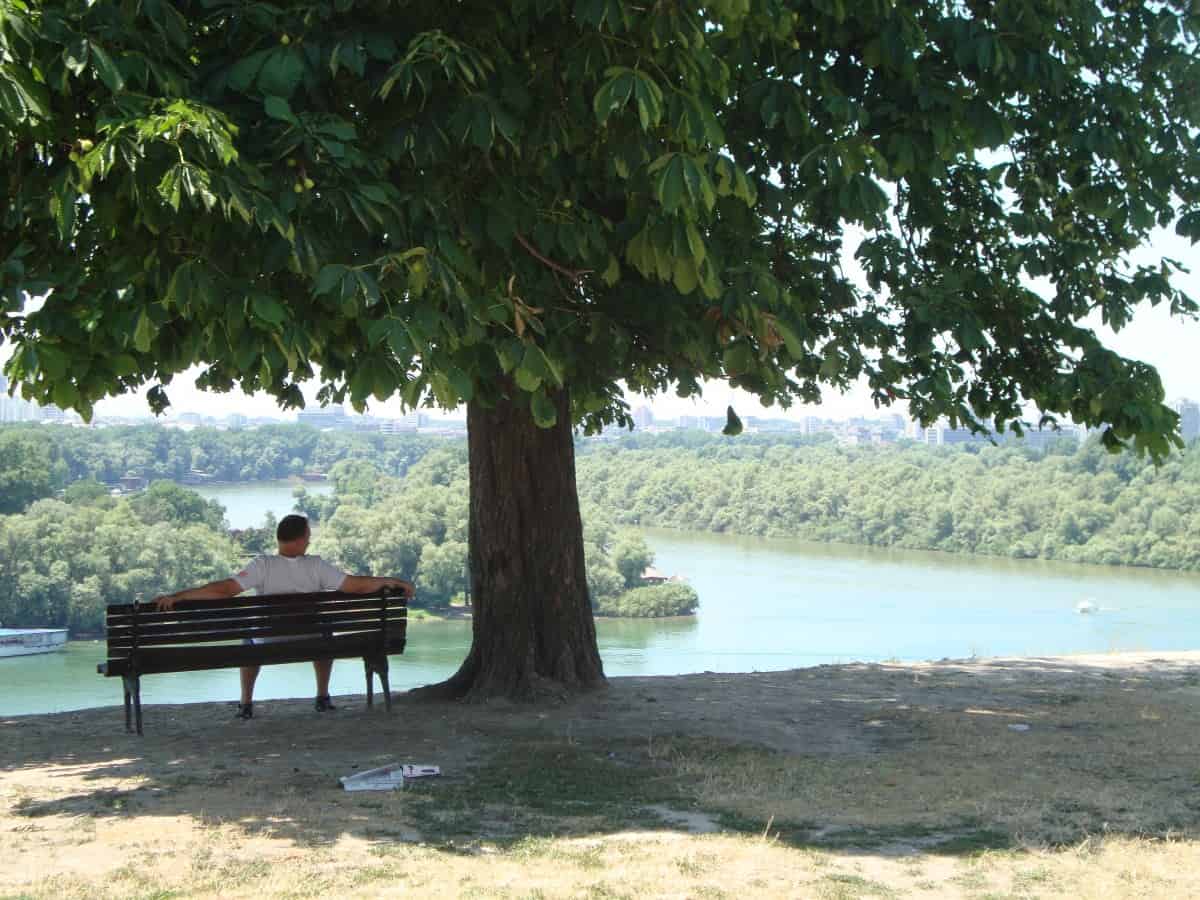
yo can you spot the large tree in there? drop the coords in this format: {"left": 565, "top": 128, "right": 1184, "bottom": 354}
{"left": 2, "top": 1, "right": 1198, "bottom": 697}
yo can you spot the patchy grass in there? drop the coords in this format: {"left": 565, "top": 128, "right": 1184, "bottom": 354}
{"left": 6, "top": 654, "right": 1200, "bottom": 897}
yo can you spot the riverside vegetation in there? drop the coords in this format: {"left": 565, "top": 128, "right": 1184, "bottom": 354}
{"left": 0, "top": 428, "right": 695, "bottom": 631}
{"left": 1, "top": 423, "right": 1197, "bottom": 632}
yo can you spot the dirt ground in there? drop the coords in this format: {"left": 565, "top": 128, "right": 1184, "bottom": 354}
{"left": 4, "top": 651, "right": 1200, "bottom": 898}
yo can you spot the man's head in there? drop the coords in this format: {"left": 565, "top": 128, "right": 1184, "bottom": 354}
{"left": 276, "top": 514, "right": 310, "bottom": 556}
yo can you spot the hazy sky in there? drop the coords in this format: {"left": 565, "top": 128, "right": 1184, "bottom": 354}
{"left": 6, "top": 227, "right": 1197, "bottom": 423}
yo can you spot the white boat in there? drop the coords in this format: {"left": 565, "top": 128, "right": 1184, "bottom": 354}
{"left": 0, "top": 627, "right": 69, "bottom": 658}
{"left": 1075, "top": 599, "right": 1099, "bottom": 614}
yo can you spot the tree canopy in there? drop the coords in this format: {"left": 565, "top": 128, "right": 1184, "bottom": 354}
{"left": 3, "top": 0, "right": 1198, "bottom": 456}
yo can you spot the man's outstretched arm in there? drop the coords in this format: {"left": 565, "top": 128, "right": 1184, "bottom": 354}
{"left": 340, "top": 575, "right": 415, "bottom": 599}
{"left": 154, "top": 578, "right": 244, "bottom": 611}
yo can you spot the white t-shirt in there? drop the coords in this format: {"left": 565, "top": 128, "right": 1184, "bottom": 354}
{"left": 233, "top": 555, "right": 348, "bottom": 595}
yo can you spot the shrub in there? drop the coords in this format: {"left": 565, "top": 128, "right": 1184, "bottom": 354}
{"left": 595, "top": 582, "right": 699, "bottom": 618}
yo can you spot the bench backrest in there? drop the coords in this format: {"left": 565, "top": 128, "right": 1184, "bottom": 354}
{"left": 101, "top": 589, "right": 407, "bottom": 677}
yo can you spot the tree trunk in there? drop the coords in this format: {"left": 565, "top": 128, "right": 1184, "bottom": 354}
{"left": 424, "top": 386, "right": 605, "bottom": 701}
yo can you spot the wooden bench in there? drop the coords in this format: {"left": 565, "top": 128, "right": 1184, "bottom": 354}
{"left": 97, "top": 588, "right": 407, "bottom": 734}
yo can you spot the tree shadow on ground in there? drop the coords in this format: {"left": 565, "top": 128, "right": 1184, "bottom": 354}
{"left": 4, "top": 655, "right": 1200, "bottom": 858}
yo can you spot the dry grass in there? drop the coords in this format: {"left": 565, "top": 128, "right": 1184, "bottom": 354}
{"left": 668, "top": 690, "right": 1200, "bottom": 846}
{"left": 5, "top": 653, "right": 1200, "bottom": 898}
{"left": 9, "top": 828, "right": 1200, "bottom": 899}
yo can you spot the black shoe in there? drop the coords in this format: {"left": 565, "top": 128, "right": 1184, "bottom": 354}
{"left": 235, "top": 702, "right": 253, "bottom": 720}
{"left": 314, "top": 696, "right": 337, "bottom": 712}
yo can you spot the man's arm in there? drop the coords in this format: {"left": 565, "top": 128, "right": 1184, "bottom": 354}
{"left": 154, "top": 578, "right": 244, "bottom": 611}
{"left": 340, "top": 575, "right": 415, "bottom": 599}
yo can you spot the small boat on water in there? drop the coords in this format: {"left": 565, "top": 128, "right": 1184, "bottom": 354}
{"left": 1075, "top": 598, "right": 1099, "bottom": 614}
{"left": 0, "top": 626, "right": 69, "bottom": 658}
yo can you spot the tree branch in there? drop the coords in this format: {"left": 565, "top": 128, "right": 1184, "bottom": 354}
{"left": 515, "top": 233, "right": 592, "bottom": 282}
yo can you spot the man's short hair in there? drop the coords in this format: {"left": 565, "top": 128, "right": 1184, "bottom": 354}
{"left": 276, "top": 514, "right": 309, "bottom": 543}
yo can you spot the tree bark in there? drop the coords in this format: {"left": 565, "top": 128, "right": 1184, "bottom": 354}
{"left": 421, "top": 386, "right": 605, "bottom": 700}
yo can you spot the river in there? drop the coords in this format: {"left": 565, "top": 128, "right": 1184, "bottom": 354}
{"left": 4, "top": 483, "right": 1199, "bottom": 716}
{"left": 189, "top": 479, "right": 334, "bottom": 528}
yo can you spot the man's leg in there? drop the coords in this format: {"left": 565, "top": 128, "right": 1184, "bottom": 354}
{"left": 313, "top": 659, "right": 335, "bottom": 710}
{"left": 237, "top": 667, "right": 259, "bottom": 724}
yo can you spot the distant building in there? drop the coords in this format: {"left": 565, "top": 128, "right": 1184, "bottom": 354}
{"left": 0, "top": 375, "right": 39, "bottom": 423}
{"left": 632, "top": 405, "right": 654, "bottom": 428}
{"left": 639, "top": 566, "right": 685, "bottom": 585}
{"left": 1175, "top": 398, "right": 1199, "bottom": 445}
{"left": 923, "top": 421, "right": 990, "bottom": 446}
{"left": 640, "top": 566, "right": 670, "bottom": 584}
{"left": 1008, "top": 425, "right": 1082, "bottom": 451}
{"left": 297, "top": 406, "right": 348, "bottom": 429}
{"left": 226, "top": 413, "right": 247, "bottom": 429}
{"left": 380, "top": 412, "right": 419, "bottom": 435}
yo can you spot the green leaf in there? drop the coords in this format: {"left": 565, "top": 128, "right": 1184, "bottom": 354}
{"left": 258, "top": 49, "right": 305, "bottom": 97}
{"left": 530, "top": 391, "right": 557, "bottom": 428}
{"left": 655, "top": 155, "right": 687, "bottom": 213}
{"left": 133, "top": 311, "right": 155, "bottom": 353}
{"left": 774, "top": 320, "right": 806, "bottom": 358}
{"left": 495, "top": 340, "right": 523, "bottom": 373}
{"left": 227, "top": 50, "right": 270, "bottom": 92}
{"left": 514, "top": 358, "right": 542, "bottom": 391}
{"left": 632, "top": 72, "right": 663, "bottom": 130}
{"left": 88, "top": 42, "right": 125, "bottom": 92}
{"left": 158, "top": 165, "right": 183, "bottom": 211}
{"left": 263, "top": 95, "right": 297, "bottom": 124}
{"left": 111, "top": 355, "right": 139, "bottom": 377}
{"left": 722, "top": 342, "right": 754, "bottom": 374}
{"left": 601, "top": 255, "right": 621, "bottom": 286}
{"left": 593, "top": 70, "right": 635, "bottom": 125}
{"left": 51, "top": 380, "right": 78, "bottom": 411}
{"left": 672, "top": 258, "right": 698, "bottom": 294}
{"left": 448, "top": 367, "right": 474, "bottom": 402}
{"left": 313, "top": 265, "right": 345, "bottom": 296}
{"left": 37, "top": 345, "right": 68, "bottom": 380}
{"left": 252, "top": 295, "right": 287, "bottom": 327}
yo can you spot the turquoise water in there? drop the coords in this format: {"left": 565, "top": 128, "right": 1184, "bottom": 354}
{"left": 188, "top": 479, "right": 333, "bottom": 529}
{"left": 4, "top": 525, "right": 1198, "bottom": 716}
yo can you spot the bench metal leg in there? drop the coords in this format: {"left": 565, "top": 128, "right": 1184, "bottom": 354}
{"left": 122, "top": 676, "right": 133, "bottom": 733}
{"left": 363, "top": 656, "right": 391, "bottom": 712}
{"left": 122, "top": 674, "right": 143, "bottom": 735}
{"left": 379, "top": 656, "right": 391, "bottom": 712}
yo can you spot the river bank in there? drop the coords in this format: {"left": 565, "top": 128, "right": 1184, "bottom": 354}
{"left": 3, "top": 651, "right": 1199, "bottom": 898}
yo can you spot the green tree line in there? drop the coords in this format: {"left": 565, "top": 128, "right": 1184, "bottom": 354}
{"left": 4, "top": 424, "right": 1196, "bottom": 633}
{"left": 307, "top": 448, "right": 697, "bottom": 617}
{"left": 0, "top": 443, "right": 695, "bottom": 631}
{"left": 0, "top": 424, "right": 442, "bottom": 511}
{"left": 0, "top": 488, "right": 240, "bottom": 632}
{"left": 574, "top": 434, "right": 1200, "bottom": 571}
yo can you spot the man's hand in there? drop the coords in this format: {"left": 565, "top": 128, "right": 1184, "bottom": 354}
{"left": 383, "top": 578, "right": 415, "bottom": 599}
{"left": 154, "top": 594, "right": 179, "bottom": 611}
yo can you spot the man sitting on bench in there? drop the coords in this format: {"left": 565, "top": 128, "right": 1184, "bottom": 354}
{"left": 154, "top": 514, "right": 414, "bottom": 719}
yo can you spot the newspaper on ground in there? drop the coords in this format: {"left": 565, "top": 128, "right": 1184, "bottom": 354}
{"left": 339, "top": 763, "right": 441, "bottom": 791}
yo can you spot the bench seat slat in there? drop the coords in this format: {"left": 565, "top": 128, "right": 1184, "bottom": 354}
{"left": 106, "top": 608, "right": 406, "bottom": 639}
{"left": 104, "top": 590, "right": 392, "bottom": 616}
{"left": 106, "top": 621, "right": 405, "bottom": 649}
{"left": 105, "top": 597, "right": 406, "bottom": 625}
{"left": 101, "top": 632, "right": 407, "bottom": 677}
